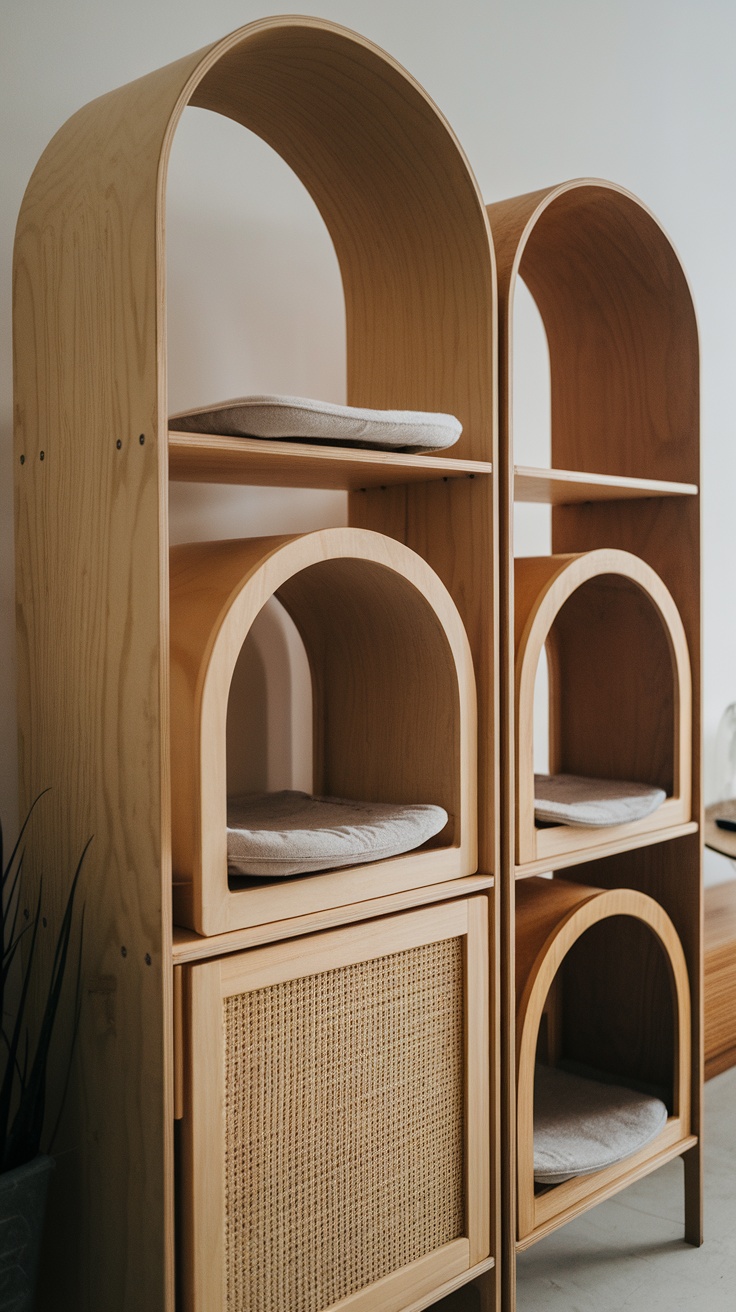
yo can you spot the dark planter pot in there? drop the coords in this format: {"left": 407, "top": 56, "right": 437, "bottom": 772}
{"left": 0, "top": 1155, "right": 55, "bottom": 1312}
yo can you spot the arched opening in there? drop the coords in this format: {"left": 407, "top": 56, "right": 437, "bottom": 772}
{"left": 515, "top": 550, "right": 692, "bottom": 866}
{"left": 170, "top": 527, "right": 477, "bottom": 935}
{"left": 516, "top": 877, "right": 691, "bottom": 1240}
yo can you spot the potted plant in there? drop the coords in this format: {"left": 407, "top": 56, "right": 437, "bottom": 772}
{"left": 0, "top": 796, "right": 87, "bottom": 1312}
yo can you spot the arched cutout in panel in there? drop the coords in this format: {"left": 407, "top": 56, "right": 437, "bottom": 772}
{"left": 515, "top": 877, "right": 692, "bottom": 1243}
{"left": 170, "top": 527, "right": 477, "bottom": 935}
{"left": 515, "top": 549, "right": 692, "bottom": 868}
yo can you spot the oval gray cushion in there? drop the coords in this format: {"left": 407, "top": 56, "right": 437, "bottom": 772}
{"left": 534, "top": 1064, "right": 669, "bottom": 1184}
{"left": 227, "top": 790, "right": 449, "bottom": 878}
{"left": 169, "top": 394, "right": 462, "bottom": 452}
{"left": 534, "top": 773, "right": 666, "bottom": 828}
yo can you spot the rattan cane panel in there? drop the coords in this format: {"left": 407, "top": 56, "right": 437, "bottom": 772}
{"left": 223, "top": 937, "right": 466, "bottom": 1312}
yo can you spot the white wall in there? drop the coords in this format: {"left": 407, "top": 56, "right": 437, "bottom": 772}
{"left": 2, "top": 0, "right": 735, "bottom": 880}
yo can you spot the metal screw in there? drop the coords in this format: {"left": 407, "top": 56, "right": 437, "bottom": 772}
{"left": 19, "top": 454, "right": 25, "bottom": 465}
{"left": 39, "top": 451, "right": 45, "bottom": 461}
{"left": 121, "top": 945, "right": 128, "bottom": 958}
{"left": 116, "top": 439, "right": 122, "bottom": 450}
{"left": 139, "top": 434, "right": 145, "bottom": 446}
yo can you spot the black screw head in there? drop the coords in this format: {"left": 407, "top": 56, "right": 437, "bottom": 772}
{"left": 19, "top": 454, "right": 25, "bottom": 465}
{"left": 121, "top": 945, "right": 128, "bottom": 958}
{"left": 139, "top": 434, "right": 145, "bottom": 445}
{"left": 145, "top": 953, "right": 152, "bottom": 966}
{"left": 39, "top": 451, "right": 45, "bottom": 461}
{"left": 116, "top": 439, "right": 122, "bottom": 450}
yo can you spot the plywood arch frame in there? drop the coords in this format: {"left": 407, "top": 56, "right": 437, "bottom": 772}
{"left": 515, "top": 549, "right": 692, "bottom": 868}
{"left": 515, "top": 879, "right": 692, "bottom": 1242}
{"left": 170, "top": 527, "right": 477, "bottom": 936}
{"left": 487, "top": 176, "right": 698, "bottom": 483}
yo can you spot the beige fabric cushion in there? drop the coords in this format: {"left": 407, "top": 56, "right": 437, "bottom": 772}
{"left": 534, "top": 1065, "right": 669, "bottom": 1184}
{"left": 534, "top": 773, "right": 666, "bottom": 828}
{"left": 169, "top": 394, "right": 462, "bottom": 452}
{"left": 227, "top": 790, "right": 448, "bottom": 878}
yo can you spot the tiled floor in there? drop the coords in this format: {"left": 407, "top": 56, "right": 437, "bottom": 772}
{"left": 433, "top": 1066, "right": 736, "bottom": 1311}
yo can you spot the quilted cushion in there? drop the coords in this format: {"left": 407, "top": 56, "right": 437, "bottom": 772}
{"left": 534, "top": 1064, "right": 669, "bottom": 1184}
{"left": 534, "top": 773, "right": 666, "bottom": 828}
{"left": 169, "top": 394, "right": 462, "bottom": 452}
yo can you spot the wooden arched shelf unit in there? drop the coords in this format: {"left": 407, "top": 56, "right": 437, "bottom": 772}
{"left": 515, "top": 877, "right": 693, "bottom": 1245}
{"left": 14, "top": 18, "right": 499, "bottom": 1310}
{"left": 515, "top": 548, "right": 692, "bottom": 869}
{"left": 170, "top": 527, "right": 477, "bottom": 936}
{"left": 486, "top": 174, "right": 701, "bottom": 1291}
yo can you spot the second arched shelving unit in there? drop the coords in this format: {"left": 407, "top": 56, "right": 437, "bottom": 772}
{"left": 486, "top": 173, "right": 703, "bottom": 1304}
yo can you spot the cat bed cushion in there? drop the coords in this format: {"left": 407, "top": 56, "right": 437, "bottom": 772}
{"left": 534, "top": 773, "right": 666, "bottom": 828}
{"left": 169, "top": 394, "right": 462, "bottom": 452}
{"left": 534, "top": 1065, "right": 669, "bottom": 1184}
{"left": 227, "top": 790, "right": 449, "bottom": 878}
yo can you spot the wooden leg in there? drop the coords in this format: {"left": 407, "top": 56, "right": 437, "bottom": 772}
{"left": 683, "top": 1142, "right": 703, "bottom": 1247}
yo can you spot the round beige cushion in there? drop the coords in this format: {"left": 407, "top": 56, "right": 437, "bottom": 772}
{"left": 227, "top": 790, "right": 448, "bottom": 878}
{"left": 534, "top": 773, "right": 666, "bottom": 828}
{"left": 534, "top": 1064, "right": 669, "bottom": 1184}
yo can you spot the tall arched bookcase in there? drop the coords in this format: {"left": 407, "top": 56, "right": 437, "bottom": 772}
{"left": 13, "top": 17, "right": 500, "bottom": 1312}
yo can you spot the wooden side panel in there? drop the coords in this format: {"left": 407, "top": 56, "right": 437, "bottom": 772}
{"left": 12, "top": 48, "right": 217, "bottom": 1311}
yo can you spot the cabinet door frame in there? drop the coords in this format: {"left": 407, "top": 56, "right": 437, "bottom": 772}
{"left": 180, "top": 897, "right": 490, "bottom": 1312}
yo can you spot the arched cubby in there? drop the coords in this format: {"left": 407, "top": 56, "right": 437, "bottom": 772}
{"left": 515, "top": 548, "right": 692, "bottom": 869}
{"left": 170, "top": 527, "right": 477, "bottom": 936}
{"left": 515, "top": 877, "right": 692, "bottom": 1244}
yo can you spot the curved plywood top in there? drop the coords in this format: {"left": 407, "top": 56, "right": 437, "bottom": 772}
{"left": 487, "top": 178, "right": 698, "bottom": 483}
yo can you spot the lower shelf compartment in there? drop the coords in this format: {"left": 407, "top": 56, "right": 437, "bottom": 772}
{"left": 515, "top": 877, "right": 692, "bottom": 1242}
{"left": 178, "top": 898, "right": 491, "bottom": 1312}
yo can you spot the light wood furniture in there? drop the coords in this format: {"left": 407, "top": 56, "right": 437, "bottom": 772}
{"left": 14, "top": 17, "right": 499, "bottom": 1312}
{"left": 487, "top": 179, "right": 702, "bottom": 1306}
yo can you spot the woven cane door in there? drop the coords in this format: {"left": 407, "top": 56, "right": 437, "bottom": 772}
{"left": 180, "top": 899, "right": 490, "bottom": 1312}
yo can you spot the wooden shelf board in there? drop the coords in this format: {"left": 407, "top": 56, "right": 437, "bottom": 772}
{"left": 514, "top": 465, "right": 698, "bottom": 505}
{"left": 172, "top": 873, "right": 494, "bottom": 963}
{"left": 514, "top": 820, "right": 699, "bottom": 879}
{"left": 169, "top": 432, "right": 493, "bottom": 490}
